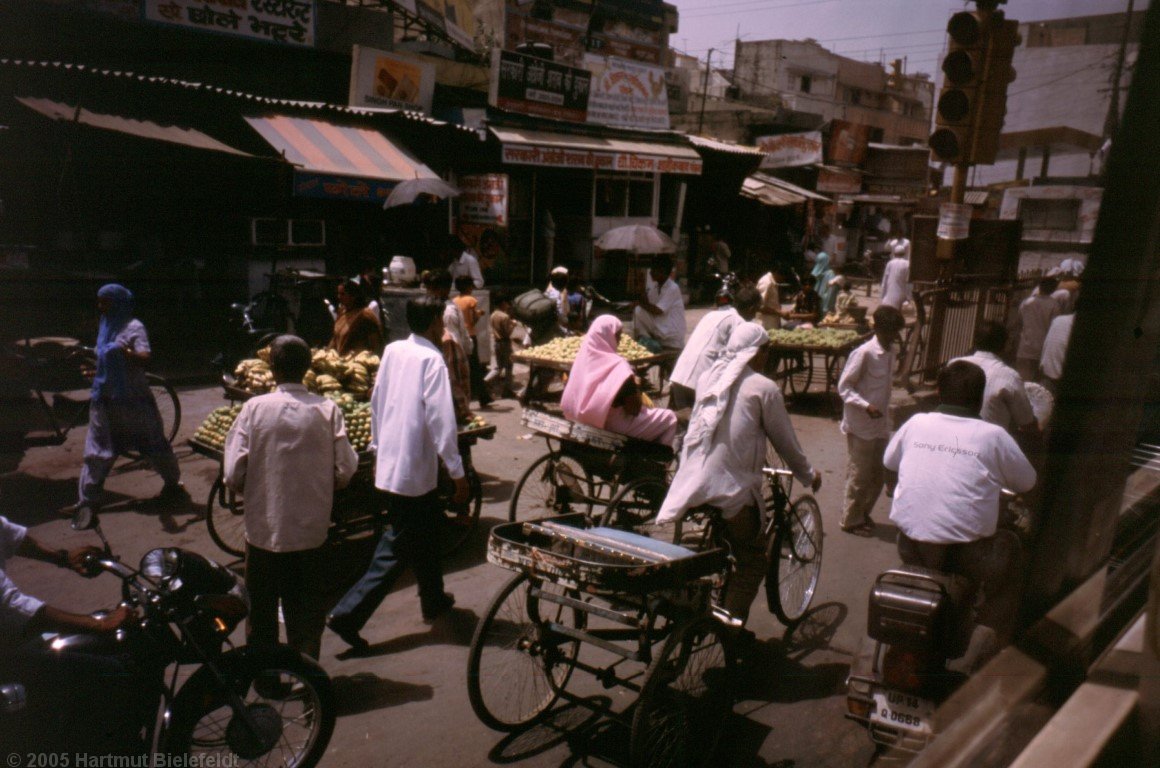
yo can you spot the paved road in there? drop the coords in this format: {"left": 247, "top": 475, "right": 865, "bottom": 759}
{"left": 1, "top": 309, "right": 904, "bottom": 767}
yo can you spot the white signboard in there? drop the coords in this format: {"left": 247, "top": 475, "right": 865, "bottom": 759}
{"left": 938, "top": 203, "right": 973, "bottom": 240}
{"left": 349, "top": 46, "right": 436, "bottom": 114}
{"left": 582, "top": 54, "right": 670, "bottom": 131}
{"left": 459, "top": 175, "right": 509, "bottom": 226}
{"left": 144, "top": 0, "right": 315, "bottom": 47}
{"left": 756, "top": 131, "right": 823, "bottom": 169}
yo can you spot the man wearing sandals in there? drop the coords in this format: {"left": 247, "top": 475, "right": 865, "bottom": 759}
{"left": 657, "top": 323, "right": 821, "bottom": 624}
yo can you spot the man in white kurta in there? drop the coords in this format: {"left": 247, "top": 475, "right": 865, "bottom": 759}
{"left": 838, "top": 306, "right": 905, "bottom": 533}
{"left": 885, "top": 361, "right": 1036, "bottom": 642}
{"left": 1039, "top": 312, "right": 1076, "bottom": 396}
{"left": 668, "top": 286, "right": 761, "bottom": 410}
{"left": 878, "top": 245, "right": 912, "bottom": 310}
{"left": 224, "top": 335, "right": 359, "bottom": 659}
{"left": 633, "top": 256, "right": 686, "bottom": 349}
{"left": 950, "top": 320, "right": 1036, "bottom": 434}
{"left": 449, "top": 248, "right": 484, "bottom": 289}
{"left": 327, "top": 297, "right": 468, "bottom": 652}
{"left": 755, "top": 268, "right": 782, "bottom": 330}
{"left": 1013, "top": 278, "right": 1061, "bottom": 381}
{"left": 658, "top": 323, "right": 819, "bottom": 622}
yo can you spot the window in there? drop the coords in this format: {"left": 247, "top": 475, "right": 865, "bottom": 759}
{"left": 847, "top": 87, "right": 862, "bottom": 105}
{"left": 595, "top": 177, "right": 628, "bottom": 217}
{"left": 800, "top": 75, "right": 812, "bottom": 93}
{"left": 595, "top": 175, "right": 655, "bottom": 218}
{"left": 1019, "top": 198, "right": 1082, "bottom": 231}
{"left": 628, "top": 180, "right": 653, "bottom": 217}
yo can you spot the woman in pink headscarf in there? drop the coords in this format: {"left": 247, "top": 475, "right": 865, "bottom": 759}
{"left": 561, "top": 315, "right": 678, "bottom": 447}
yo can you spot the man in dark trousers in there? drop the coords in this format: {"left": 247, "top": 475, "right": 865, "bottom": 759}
{"left": 327, "top": 297, "right": 469, "bottom": 652}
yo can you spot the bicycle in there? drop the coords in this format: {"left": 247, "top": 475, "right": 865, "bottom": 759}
{"left": 599, "top": 465, "right": 824, "bottom": 626}
{"left": 7, "top": 338, "right": 181, "bottom": 458}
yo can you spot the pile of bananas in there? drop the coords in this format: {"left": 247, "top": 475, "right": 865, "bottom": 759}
{"left": 193, "top": 404, "right": 243, "bottom": 451}
{"left": 233, "top": 348, "right": 381, "bottom": 398}
{"left": 523, "top": 334, "right": 653, "bottom": 365}
{"left": 767, "top": 328, "right": 862, "bottom": 349}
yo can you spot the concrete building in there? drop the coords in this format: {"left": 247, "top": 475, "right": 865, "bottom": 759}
{"left": 732, "top": 39, "right": 934, "bottom": 146}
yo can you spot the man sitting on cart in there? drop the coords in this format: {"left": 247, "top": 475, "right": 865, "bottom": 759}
{"left": 658, "top": 322, "right": 822, "bottom": 624}
{"left": 562, "top": 315, "right": 678, "bottom": 448}
{"left": 632, "top": 254, "right": 686, "bottom": 352}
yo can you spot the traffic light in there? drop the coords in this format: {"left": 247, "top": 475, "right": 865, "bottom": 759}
{"left": 929, "top": 10, "right": 1020, "bottom": 165}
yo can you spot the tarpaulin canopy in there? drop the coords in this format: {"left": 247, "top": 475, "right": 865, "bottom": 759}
{"left": 741, "top": 172, "right": 830, "bottom": 207}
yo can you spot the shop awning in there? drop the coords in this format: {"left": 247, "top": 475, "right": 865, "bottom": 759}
{"left": 245, "top": 115, "right": 437, "bottom": 200}
{"left": 16, "top": 96, "right": 250, "bottom": 156}
{"left": 492, "top": 126, "right": 702, "bottom": 175}
{"left": 741, "top": 172, "right": 830, "bottom": 207}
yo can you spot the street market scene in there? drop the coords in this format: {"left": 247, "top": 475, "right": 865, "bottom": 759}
{"left": 1, "top": 0, "right": 1159, "bottom": 766}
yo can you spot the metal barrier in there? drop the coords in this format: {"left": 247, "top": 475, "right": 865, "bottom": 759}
{"left": 899, "top": 280, "right": 1036, "bottom": 391}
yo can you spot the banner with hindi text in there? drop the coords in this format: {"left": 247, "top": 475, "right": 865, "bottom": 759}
{"left": 143, "top": 0, "right": 315, "bottom": 47}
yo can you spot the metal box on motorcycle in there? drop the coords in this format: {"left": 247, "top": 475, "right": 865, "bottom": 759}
{"left": 868, "top": 567, "right": 974, "bottom": 658}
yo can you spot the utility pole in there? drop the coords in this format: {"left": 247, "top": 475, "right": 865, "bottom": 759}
{"left": 1103, "top": 0, "right": 1135, "bottom": 140}
{"left": 697, "top": 48, "right": 714, "bottom": 135}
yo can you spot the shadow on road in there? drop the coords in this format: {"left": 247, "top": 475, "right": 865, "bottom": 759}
{"left": 739, "top": 602, "right": 852, "bottom": 704}
{"left": 487, "top": 700, "right": 609, "bottom": 765}
{"left": 341, "top": 606, "right": 478, "bottom": 659}
{"left": 331, "top": 671, "right": 433, "bottom": 716}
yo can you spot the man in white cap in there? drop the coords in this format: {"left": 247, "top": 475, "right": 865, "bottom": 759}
{"left": 544, "top": 266, "right": 569, "bottom": 328}
{"left": 658, "top": 322, "right": 821, "bottom": 623}
{"left": 879, "top": 243, "right": 912, "bottom": 311}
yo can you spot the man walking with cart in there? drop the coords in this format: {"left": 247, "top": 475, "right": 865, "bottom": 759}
{"left": 657, "top": 322, "right": 821, "bottom": 624}
{"left": 327, "top": 297, "right": 470, "bottom": 653}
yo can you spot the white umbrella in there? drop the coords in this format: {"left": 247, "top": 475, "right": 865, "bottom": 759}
{"left": 383, "top": 177, "right": 460, "bottom": 209}
{"left": 594, "top": 224, "right": 677, "bottom": 254}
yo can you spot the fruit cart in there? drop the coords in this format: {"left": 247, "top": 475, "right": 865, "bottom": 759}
{"left": 190, "top": 407, "right": 494, "bottom": 559}
{"left": 513, "top": 335, "right": 679, "bottom": 408}
{"left": 765, "top": 327, "right": 869, "bottom": 399}
{"left": 466, "top": 513, "right": 736, "bottom": 768}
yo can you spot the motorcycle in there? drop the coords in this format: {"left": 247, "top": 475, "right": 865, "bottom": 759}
{"left": 214, "top": 292, "right": 288, "bottom": 372}
{"left": 581, "top": 285, "right": 634, "bottom": 329}
{"left": 5, "top": 507, "right": 336, "bottom": 764}
{"left": 845, "top": 493, "right": 1028, "bottom": 754}
{"left": 707, "top": 262, "right": 741, "bottom": 307}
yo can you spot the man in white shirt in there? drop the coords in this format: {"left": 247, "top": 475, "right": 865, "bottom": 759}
{"left": 755, "top": 266, "right": 782, "bottom": 330}
{"left": 884, "top": 361, "right": 1036, "bottom": 643}
{"left": 544, "top": 267, "right": 570, "bottom": 329}
{"left": 224, "top": 335, "right": 359, "bottom": 659}
{"left": 448, "top": 235, "right": 484, "bottom": 289}
{"left": 951, "top": 320, "right": 1036, "bottom": 434}
{"left": 878, "top": 244, "right": 912, "bottom": 310}
{"left": 633, "top": 254, "right": 686, "bottom": 349}
{"left": 328, "top": 297, "right": 469, "bottom": 652}
{"left": 838, "top": 305, "right": 905, "bottom": 534}
{"left": 1013, "top": 277, "right": 1061, "bottom": 381}
{"left": 669, "top": 286, "right": 761, "bottom": 410}
{"left": 658, "top": 323, "right": 820, "bottom": 623}
{"left": 1039, "top": 312, "right": 1076, "bottom": 396}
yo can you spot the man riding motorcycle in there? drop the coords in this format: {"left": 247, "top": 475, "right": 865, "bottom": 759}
{"left": 883, "top": 361, "right": 1037, "bottom": 645}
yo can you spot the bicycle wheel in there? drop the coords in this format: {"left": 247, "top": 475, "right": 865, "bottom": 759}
{"left": 599, "top": 477, "right": 667, "bottom": 532}
{"left": 120, "top": 374, "right": 182, "bottom": 461}
{"left": 630, "top": 615, "right": 734, "bottom": 768}
{"left": 206, "top": 476, "right": 246, "bottom": 558}
{"left": 786, "top": 352, "right": 813, "bottom": 395}
{"left": 442, "top": 468, "right": 482, "bottom": 555}
{"left": 767, "top": 494, "right": 823, "bottom": 625}
{"left": 508, "top": 452, "right": 594, "bottom": 522}
{"left": 467, "top": 572, "right": 583, "bottom": 731}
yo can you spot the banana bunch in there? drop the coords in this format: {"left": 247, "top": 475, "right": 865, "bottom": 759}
{"left": 233, "top": 359, "right": 276, "bottom": 394}
{"left": 523, "top": 334, "right": 653, "bottom": 365}
{"left": 193, "top": 404, "right": 243, "bottom": 451}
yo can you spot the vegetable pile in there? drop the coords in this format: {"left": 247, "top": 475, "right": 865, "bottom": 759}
{"left": 521, "top": 334, "right": 653, "bottom": 365}
{"left": 767, "top": 328, "right": 862, "bottom": 349}
{"left": 232, "top": 348, "right": 380, "bottom": 397}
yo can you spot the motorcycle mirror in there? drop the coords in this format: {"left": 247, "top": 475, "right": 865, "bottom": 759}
{"left": 70, "top": 505, "right": 99, "bottom": 532}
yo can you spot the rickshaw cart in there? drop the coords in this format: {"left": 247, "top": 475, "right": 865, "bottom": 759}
{"left": 766, "top": 331, "right": 868, "bottom": 399}
{"left": 467, "top": 513, "right": 736, "bottom": 768}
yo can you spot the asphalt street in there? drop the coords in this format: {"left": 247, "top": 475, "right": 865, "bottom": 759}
{"left": 1, "top": 306, "right": 908, "bottom": 768}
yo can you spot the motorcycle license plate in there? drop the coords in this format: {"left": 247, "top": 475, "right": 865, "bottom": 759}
{"left": 870, "top": 690, "right": 934, "bottom": 735}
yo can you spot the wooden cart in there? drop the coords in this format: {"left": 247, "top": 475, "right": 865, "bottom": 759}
{"left": 766, "top": 333, "right": 868, "bottom": 400}
{"left": 512, "top": 349, "right": 680, "bottom": 408}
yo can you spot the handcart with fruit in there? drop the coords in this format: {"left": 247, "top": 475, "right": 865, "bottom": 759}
{"left": 508, "top": 409, "right": 674, "bottom": 529}
{"left": 466, "top": 512, "right": 737, "bottom": 768}
{"left": 190, "top": 399, "right": 495, "bottom": 560}
{"left": 513, "top": 335, "right": 679, "bottom": 407}
{"left": 765, "top": 327, "right": 868, "bottom": 398}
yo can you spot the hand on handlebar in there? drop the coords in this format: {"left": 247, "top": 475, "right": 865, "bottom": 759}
{"left": 94, "top": 606, "right": 133, "bottom": 633}
{"left": 68, "top": 546, "right": 105, "bottom": 577}
{"left": 811, "top": 470, "right": 823, "bottom": 493}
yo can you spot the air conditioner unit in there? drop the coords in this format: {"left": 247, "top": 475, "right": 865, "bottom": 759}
{"left": 289, "top": 219, "right": 326, "bottom": 247}
{"left": 251, "top": 218, "right": 287, "bottom": 246}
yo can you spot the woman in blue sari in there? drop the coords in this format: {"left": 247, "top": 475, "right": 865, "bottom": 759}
{"left": 73, "top": 284, "right": 186, "bottom": 510}
{"left": 811, "top": 251, "right": 838, "bottom": 316}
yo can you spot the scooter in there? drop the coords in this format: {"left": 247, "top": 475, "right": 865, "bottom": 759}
{"left": 845, "top": 493, "right": 1028, "bottom": 754}
{"left": 2, "top": 507, "right": 336, "bottom": 762}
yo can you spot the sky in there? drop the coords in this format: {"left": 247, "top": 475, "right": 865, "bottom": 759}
{"left": 668, "top": 0, "right": 1148, "bottom": 76}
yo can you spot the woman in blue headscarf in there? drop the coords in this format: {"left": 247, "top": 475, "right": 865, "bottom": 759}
{"left": 811, "top": 251, "right": 838, "bottom": 316}
{"left": 72, "top": 284, "right": 186, "bottom": 510}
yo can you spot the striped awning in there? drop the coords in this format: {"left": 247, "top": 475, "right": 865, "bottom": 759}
{"left": 245, "top": 115, "right": 436, "bottom": 182}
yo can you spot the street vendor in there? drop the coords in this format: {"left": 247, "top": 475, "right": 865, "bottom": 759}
{"left": 657, "top": 322, "right": 821, "bottom": 624}
{"left": 561, "top": 315, "right": 678, "bottom": 448}
{"left": 328, "top": 279, "right": 383, "bottom": 356}
{"left": 669, "top": 286, "right": 762, "bottom": 410}
{"left": 632, "top": 254, "right": 686, "bottom": 350}
{"left": 781, "top": 275, "right": 823, "bottom": 326}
